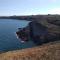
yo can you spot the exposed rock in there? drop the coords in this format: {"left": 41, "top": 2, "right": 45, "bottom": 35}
{"left": 16, "top": 21, "right": 60, "bottom": 45}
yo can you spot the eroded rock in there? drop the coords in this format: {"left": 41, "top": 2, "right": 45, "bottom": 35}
{"left": 16, "top": 21, "right": 60, "bottom": 45}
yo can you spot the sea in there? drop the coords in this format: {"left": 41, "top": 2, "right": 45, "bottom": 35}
{"left": 0, "top": 19, "right": 35, "bottom": 52}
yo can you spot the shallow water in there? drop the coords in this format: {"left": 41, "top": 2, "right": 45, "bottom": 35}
{"left": 0, "top": 19, "right": 35, "bottom": 52}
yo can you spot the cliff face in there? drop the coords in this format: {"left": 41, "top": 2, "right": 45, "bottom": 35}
{"left": 0, "top": 41, "right": 60, "bottom": 60}
{"left": 16, "top": 21, "right": 60, "bottom": 45}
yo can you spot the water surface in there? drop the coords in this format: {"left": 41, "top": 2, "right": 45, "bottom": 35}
{"left": 0, "top": 19, "right": 35, "bottom": 52}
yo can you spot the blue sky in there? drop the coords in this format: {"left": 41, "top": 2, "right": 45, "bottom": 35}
{"left": 0, "top": 0, "right": 60, "bottom": 16}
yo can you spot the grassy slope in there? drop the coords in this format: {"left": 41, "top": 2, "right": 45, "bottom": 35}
{"left": 0, "top": 41, "right": 60, "bottom": 60}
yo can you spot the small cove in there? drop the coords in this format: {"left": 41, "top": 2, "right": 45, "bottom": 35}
{"left": 0, "top": 19, "right": 35, "bottom": 52}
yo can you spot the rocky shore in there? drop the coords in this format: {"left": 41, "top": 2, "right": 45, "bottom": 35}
{"left": 16, "top": 20, "right": 60, "bottom": 45}
{"left": 0, "top": 15, "right": 60, "bottom": 46}
{"left": 0, "top": 15, "right": 60, "bottom": 60}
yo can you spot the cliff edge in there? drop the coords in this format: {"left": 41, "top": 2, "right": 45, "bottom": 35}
{"left": 0, "top": 41, "right": 60, "bottom": 60}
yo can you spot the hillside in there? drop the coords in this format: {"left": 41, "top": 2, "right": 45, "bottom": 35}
{"left": 0, "top": 15, "right": 60, "bottom": 60}
{"left": 0, "top": 41, "right": 60, "bottom": 60}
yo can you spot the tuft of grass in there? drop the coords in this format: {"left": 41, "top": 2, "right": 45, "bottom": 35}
{"left": 0, "top": 41, "right": 60, "bottom": 60}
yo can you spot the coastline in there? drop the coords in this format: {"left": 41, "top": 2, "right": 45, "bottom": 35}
{"left": 0, "top": 15, "right": 60, "bottom": 60}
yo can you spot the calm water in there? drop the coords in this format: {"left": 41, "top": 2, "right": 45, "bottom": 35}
{"left": 0, "top": 19, "right": 35, "bottom": 52}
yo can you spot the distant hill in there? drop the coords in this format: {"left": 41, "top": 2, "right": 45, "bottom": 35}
{"left": 0, "top": 15, "right": 60, "bottom": 21}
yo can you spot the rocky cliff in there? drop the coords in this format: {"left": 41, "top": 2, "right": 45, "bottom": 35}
{"left": 16, "top": 21, "right": 60, "bottom": 45}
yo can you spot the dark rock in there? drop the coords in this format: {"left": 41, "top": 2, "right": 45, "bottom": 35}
{"left": 16, "top": 21, "right": 60, "bottom": 45}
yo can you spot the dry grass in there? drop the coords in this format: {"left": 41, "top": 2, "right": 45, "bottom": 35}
{"left": 0, "top": 41, "right": 60, "bottom": 60}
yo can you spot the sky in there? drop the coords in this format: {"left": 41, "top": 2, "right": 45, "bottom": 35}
{"left": 0, "top": 0, "right": 60, "bottom": 16}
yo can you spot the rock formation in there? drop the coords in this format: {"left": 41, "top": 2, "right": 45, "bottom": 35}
{"left": 16, "top": 21, "right": 60, "bottom": 45}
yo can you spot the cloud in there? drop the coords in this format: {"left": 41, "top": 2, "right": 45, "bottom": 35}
{"left": 48, "top": 8, "right": 60, "bottom": 14}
